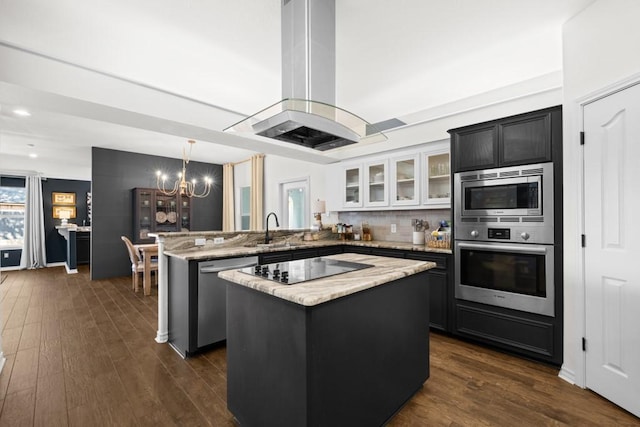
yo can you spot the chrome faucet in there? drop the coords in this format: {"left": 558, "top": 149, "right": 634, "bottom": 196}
{"left": 265, "top": 212, "right": 280, "bottom": 244}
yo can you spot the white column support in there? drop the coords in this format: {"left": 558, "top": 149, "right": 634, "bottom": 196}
{"left": 155, "top": 236, "right": 169, "bottom": 343}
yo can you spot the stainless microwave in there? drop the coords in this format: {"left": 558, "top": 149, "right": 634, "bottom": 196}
{"left": 454, "top": 163, "right": 554, "bottom": 244}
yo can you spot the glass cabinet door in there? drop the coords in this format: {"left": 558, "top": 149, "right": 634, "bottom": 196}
{"left": 343, "top": 166, "right": 363, "bottom": 207}
{"left": 364, "top": 160, "right": 388, "bottom": 207}
{"left": 179, "top": 196, "right": 190, "bottom": 231}
{"left": 137, "top": 189, "right": 153, "bottom": 241}
{"left": 155, "top": 193, "right": 179, "bottom": 233}
{"left": 391, "top": 155, "right": 419, "bottom": 206}
{"left": 423, "top": 151, "right": 451, "bottom": 207}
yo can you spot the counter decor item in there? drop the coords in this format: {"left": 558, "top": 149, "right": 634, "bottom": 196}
{"left": 412, "top": 219, "right": 428, "bottom": 245}
{"left": 427, "top": 220, "right": 451, "bottom": 249}
{"left": 362, "top": 222, "right": 372, "bottom": 241}
{"left": 312, "top": 199, "right": 326, "bottom": 231}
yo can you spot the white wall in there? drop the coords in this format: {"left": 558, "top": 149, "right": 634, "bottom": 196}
{"left": 561, "top": 0, "right": 640, "bottom": 386}
{"left": 262, "top": 155, "right": 328, "bottom": 229}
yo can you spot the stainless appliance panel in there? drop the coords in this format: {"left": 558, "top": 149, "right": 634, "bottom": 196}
{"left": 454, "top": 241, "right": 554, "bottom": 316}
{"left": 197, "top": 256, "right": 259, "bottom": 348}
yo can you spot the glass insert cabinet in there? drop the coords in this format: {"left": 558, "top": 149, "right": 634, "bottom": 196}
{"left": 392, "top": 154, "right": 419, "bottom": 206}
{"left": 132, "top": 188, "right": 191, "bottom": 243}
{"left": 423, "top": 150, "right": 451, "bottom": 207}
{"left": 364, "top": 160, "right": 389, "bottom": 207}
{"left": 343, "top": 166, "right": 363, "bottom": 208}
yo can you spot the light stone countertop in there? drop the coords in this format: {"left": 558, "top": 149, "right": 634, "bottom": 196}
{"left": 163, "top": 238, "right": 451, "bottom": 261}
{"left": 218, "top": 252, "right": 436, "bottom": 306}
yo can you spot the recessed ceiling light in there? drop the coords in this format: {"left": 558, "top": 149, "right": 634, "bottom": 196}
{"left": 29, "top": 153, "right": 38, "bottom": 158}
{"left": 13, "top": 109, "right": 31, "bottom": 117}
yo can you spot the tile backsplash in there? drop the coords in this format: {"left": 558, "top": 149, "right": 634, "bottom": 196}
{"left": 330, "top": 209, "right": 451, "bottom": 243}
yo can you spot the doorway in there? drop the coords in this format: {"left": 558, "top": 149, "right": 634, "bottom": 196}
{"left": 583, "top": 82, "right": 640, "bottom": 417}
{"left": 279, "top": 178, "right": 309, "bottom": 230}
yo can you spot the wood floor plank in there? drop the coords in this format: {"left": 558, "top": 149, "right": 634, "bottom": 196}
{"left": 0, "top": 387, "right": 35, "bottom": 427}
{"left": 1, "top": 327, "right": 22, "bottom": 356}
{"left": 17, "top": 321, "right": 41, "bottom": 351}
{"left": 4, "top": 296, "right": 29, "bottom": 329}
{"left": 38, "top": 336, "right": 63, "bottom": 378}
{"left": 34, "top": 372, "right": 68, "bottom": 426}
{"left": 6, "top": 347, "right": 38, "bottom": 395}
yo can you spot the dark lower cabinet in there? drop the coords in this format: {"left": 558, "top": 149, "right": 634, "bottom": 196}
{"left": 454, "top": 300, "right": 561, "bottom": 365}
{"left": 76, "top": 231, "right": 90, "bottom": 265}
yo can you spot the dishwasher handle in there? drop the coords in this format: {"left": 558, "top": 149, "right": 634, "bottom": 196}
{"left": 200, "top": 261, "right": 258, "bottom": 274}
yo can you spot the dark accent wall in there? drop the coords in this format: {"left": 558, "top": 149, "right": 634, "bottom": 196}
{"left": 91, "top": 147, "right": 223, "bottom": 280}
{"left": 42, "top": 178, "right": 91, "bottom": 264}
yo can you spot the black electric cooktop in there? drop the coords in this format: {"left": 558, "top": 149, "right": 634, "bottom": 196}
{"left": 239, "top": 257, "right": 373, "bottom": 285}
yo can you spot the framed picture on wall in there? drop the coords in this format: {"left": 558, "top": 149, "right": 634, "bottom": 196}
{"left": 53, "top": 206, "right": 77, "bottom": 219}
{"left": 52, "top": 192, "right": 76, "bottom": 205}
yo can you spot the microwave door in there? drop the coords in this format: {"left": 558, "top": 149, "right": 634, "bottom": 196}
{"left": 461, "top": 175, "right": 542, "bottom": 217}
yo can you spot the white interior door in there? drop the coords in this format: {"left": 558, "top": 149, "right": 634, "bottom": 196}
{"left": 584, "top": 83, "right": 640, "bottom": 417}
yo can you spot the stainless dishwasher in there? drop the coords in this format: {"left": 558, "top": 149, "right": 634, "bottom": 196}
{"left": 197, "top": 256, "right": 259, "bottom": 348}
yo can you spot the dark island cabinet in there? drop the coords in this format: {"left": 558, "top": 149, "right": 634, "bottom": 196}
{"left": 404, "top": 251, "right": 452, "bottom": 332}
{"left": 450, "top": 105, "right": 561, "bottom": 172}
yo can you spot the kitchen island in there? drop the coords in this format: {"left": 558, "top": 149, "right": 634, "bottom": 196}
{"left": 219, "top": 253, "right": 436, "bottom": 427}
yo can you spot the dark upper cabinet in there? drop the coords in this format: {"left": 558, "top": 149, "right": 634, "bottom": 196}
{"left": 451, "top": 124, "right": 497, "bottom": 171}
{"left": 450, "top": 106, "right": 561, "bottom": 172}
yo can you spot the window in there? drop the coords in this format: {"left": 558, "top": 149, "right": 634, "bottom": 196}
{"left": 240, "top": 186, "right": 250, "bottom": 230}
{"left": 0, "top": 185, "right": 26, "bottom": 248}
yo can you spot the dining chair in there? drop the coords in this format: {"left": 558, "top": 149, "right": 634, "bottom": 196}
{"left": 121, "top": 235, "right": 158, "bottom": 292}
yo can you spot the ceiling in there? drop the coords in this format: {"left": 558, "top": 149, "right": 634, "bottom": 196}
{"left": 0, "top": 0, "right": 594, "bottom": 180}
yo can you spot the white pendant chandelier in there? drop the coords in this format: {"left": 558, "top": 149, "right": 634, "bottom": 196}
{"left": 156, "top": 140, "right": 212, "bottom": 198}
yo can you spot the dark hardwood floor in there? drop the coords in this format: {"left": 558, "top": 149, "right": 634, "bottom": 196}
{"left": 0, "top": 266, "right": 638, "bottom": 426}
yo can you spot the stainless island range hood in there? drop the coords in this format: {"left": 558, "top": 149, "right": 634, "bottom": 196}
{"left": 224, "top": 0, "right": 386, "bottom": 151}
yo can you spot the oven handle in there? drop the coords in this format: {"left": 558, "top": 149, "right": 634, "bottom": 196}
{"left": 457, "top": 241, "right": 549, "bottom": 255}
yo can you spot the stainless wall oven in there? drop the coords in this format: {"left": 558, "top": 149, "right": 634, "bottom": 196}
{"left": 454, "top": 241, "right": 554, "bottom": 316}
{"left": 454, "top": 162, "right": 556, "bottom": 317}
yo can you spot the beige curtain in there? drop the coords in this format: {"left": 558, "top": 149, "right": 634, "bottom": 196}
{"left": 222, "top": 163, "right": 235, "bottom": 231}
{"left": 249, "top": 154, "right": 264, "bottom": 230}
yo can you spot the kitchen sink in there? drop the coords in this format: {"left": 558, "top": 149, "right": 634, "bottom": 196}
{"left": 243, "top": 242, "right": 304, "bottom": 249}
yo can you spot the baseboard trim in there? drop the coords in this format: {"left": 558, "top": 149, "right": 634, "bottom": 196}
{"left": 46, "top": 262, "right": 66, "bottom": 268}
{"left": 559, "top": 366, "right": 577, "bottom": 386}
{"left": 64, "top": 264, "right": 78, "bottom": 274}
